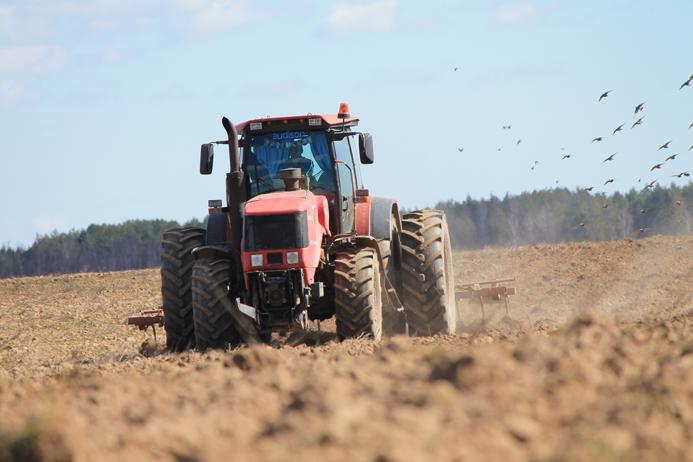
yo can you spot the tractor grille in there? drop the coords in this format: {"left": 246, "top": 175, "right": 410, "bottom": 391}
{"left": 244, "top": 211, "right": 309, "bottom": 251}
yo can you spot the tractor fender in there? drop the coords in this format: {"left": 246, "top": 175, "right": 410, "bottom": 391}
{"left": 191, "top": 245, "right": 245, "bottom": 291}
{"left": 356, "top": 196, "right": 401, "bottom": 239}
{"left": 206, "top": 212, "right": 229, "bottom": 246}
{"left": 192, "top": 245, "right": 234, "bottom": 260}
{"left": 327, "top": 235, "right": 380, "bottom": 257}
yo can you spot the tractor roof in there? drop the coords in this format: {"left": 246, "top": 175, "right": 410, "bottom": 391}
{"left": 236, "top": 114, "right": 359, "bottom": 135}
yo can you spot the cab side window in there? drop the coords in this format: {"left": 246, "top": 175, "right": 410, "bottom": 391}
{"left": 333, "top": 137, "right": 356, "bottom": 233}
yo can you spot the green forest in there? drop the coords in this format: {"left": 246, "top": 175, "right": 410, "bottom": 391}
{"left": 0, "top": 218, "right": 205, "bottom": 279}
{"left": 436, "top": 182, "right": 693, "bottom": 249}
{"left": 1, "top": 183, "right": 691, "bottom": 279}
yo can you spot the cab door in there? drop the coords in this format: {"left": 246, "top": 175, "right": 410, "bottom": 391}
{"left": 332, "top": 136, "right": 356, "bottom": 234}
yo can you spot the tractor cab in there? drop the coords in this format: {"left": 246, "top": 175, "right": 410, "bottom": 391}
{"left": 236, "top": 105, "right": 374, "bottom": 236}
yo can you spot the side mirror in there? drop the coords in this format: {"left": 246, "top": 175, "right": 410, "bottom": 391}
{"left": 200, "top": 143, "right": 214, "bottom": 175}
{"left": 359, "top": 133, "right": 374, "bottom": 164}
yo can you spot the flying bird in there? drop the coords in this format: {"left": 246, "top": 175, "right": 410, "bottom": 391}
{"left": 688, "top": 123, "right": 693, "bottom": 130}
{"left": 613, "top": 124, "right": 624, "bottom": 134}
{"left": 644, "top": 179, "right": 657, "bottom": 189}
{"left": 454, "top": 68, "right": 458, "bottom": 72}
{"left": 601, "top": 202, "right": 613, "bottom": 210}
{"left": 603, "top": 153, "right": 616, "bottom": 162}
{"left": 635, "top": 228, "right": 650, "bottom": 235}
{"left": 676, "top": 219, "right": 685, "bottom": 224}
{"left": 676, "top": 200, "right": 683, "bottom": 205}
{"left": 679, "top": 75, "right": 693, "bottom": 90}
{"left": 689, "top": 145, "right": 693, "bottom": 151}
{"left": 672, "top": 172, "right": 690, "bottom": 178}
{"left": 517, "top": 139, "right": 521, "bottom": 145}
{"left": 651, "top": 163, "right": 664, "bottom": 171}
{"left": 634, "top": 102, "right": 645, "bottom": 117}
{"left": 562, "top": 154, "right": 571, "bottom": 160}
{"left": 599, "top": 90, "right": 611, "bottom": 101}
{"left": 592, "top": 137, "right": 603, "bottom": 142}
{"left": 584, "top": 187, "right": 594, "bottom": 192}
{"left": 604, "top": 179, "right": 615, "bottom": 185}
{"left": 658, "top": 140, "right": 672, "bottom": 150}
{"left": 665, "top": 153, "right": 679, "bottom": 162}
{"left": 458, "top": 148, "right": 464, "bottom": 152}
{"left": 632, "top": 116, "right": 645, "bottom": 128}
{"left": 638, "top": 208, "right": 650, "bottom": 214}
{"left": 575, "top": 223, "right": 586, "bottom": 228}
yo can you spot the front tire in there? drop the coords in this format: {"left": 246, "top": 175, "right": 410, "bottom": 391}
{"left": 161, "top": 227, "right": 206, "bottom": 352}
{"left": 334, "top": 247, "right": 383, "bottom": 341}
{"left": 401, "top": 210, "right": 457, "bottom": 336}
{"left": 191, "top": 257, "right": 243, "bottom": 351}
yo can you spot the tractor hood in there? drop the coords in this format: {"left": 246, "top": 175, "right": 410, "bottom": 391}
{"left": 245, "top": 190, "right": 313, "bottom": 215}
{"left": 241, "top": 190, "right": 330, "bottom": 286}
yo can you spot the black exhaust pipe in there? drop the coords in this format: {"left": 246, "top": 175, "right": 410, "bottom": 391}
{"left": 222, "top": 117, "right": 246, "bottom": 252}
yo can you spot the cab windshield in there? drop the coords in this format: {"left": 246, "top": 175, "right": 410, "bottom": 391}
{"left": 243, "top": 130, "right": 335, "bottom": 199}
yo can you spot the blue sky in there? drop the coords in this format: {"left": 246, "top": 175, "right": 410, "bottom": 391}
{"left": 1, "top": 0, "right": 692, "bottom": 248}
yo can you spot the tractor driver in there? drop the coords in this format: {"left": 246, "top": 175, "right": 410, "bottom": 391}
{"left": 278, "top": 145, "right": 313, "bottom": 178}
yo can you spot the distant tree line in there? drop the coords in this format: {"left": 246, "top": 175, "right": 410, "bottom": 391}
{"left": 1, "top": 183, "right": 691, "bottom": 279}
{"left": 435, "top": 183, "right": 693, "bottom": 249}
{"left": 0, "top": 218, "right": 205, "bottom": 279}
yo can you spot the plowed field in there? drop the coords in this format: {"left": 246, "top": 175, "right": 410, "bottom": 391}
{"left": 2, "top": 234, "right": 693, "bottom": 461}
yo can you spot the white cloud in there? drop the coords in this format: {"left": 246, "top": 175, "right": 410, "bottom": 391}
{"left": 0, "top": 78, "right": 43, "bottom": 108}
{"left": 33, "top": 215, "right": 70, "bottom": 236}
{"left": 189, "top": 0, "right": 255, "bottom": 38}
{"left": 0, "top": 6, "right": 13, "bottom": 33}
{"left": 0, "top": 46, "right": 72, "bottom": 74}
{"left": 1, "top": 1, "right": 260, "bottom": 43}
{"left": 491, "top": 3, "right": 552, "bottom": 28}
{"left": 323, "top": 0, "right": 398, "bottom": 38}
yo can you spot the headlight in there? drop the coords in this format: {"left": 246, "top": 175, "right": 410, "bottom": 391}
{"left": 286, "top": 251, "right": 299, "bottom": 265}
{"left": 251, "top": 254, "right": 263, "bottom": 267}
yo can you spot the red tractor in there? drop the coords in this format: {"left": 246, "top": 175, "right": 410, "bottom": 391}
{"left": 160, "top": 104, "right": 458, "bottom": 351}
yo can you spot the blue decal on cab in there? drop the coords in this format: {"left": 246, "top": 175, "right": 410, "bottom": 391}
{"left": 273, "top": 131, "right": 307, "bottom": 140}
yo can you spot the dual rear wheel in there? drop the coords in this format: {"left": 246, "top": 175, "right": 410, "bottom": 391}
{"left": 400, "top": 210, "right": 457, "bottom": 336}
{"left": 160, "top": 227, "right": 206, "bottom": 352}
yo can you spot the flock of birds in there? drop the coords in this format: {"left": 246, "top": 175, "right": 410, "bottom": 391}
{"left": 457, "top": 72, "right": 693, "bottom": 237}
{"left": 575, "top": 75, "right": 692, "bottom": 235}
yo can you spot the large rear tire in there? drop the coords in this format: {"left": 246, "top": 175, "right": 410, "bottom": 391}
{"left": 334, "top": 247, "right": 383, "bottom": 341}
{"left": 161, "top": 227, "right": 206, "bottom": 351}
{"left": 191, "top": 257, "right": 243, "bottom": 351}
{"left": 401, "top": 210, "right": 457, "bottom": 336}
